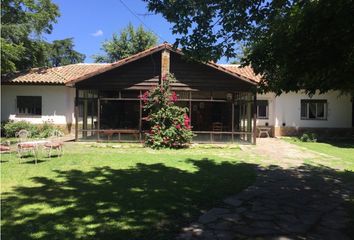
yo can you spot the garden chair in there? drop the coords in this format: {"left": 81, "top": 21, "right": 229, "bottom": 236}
{"left": 0, "top": 141, "right": 11, "bottom": 154}
{"left": 211, "top": 122, "right": 223, "bottom": 141}
{"left": 16, "top": 129, "right": 36, "bottom": 160}
{"left": 44, "top": 130, "right": 64, "bottom": 157}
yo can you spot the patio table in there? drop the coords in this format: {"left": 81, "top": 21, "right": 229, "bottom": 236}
{"left": 17, "top": 140, "right": 49, "bottom": 164}
{"left": 258, "top": 127, "right": 271, "bottom": 138}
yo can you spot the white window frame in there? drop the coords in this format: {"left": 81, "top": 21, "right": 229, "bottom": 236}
{"left": 301, "top": 99, "right": 327, "bottom": 120}
{"left": 256, "top": 100, "right": 269, "bottom": 119}
{"left": 16, "top": 96, "right": 42, "bottom": 116}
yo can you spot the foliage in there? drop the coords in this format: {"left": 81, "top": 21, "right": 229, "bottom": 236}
{"left": 300, "top": 132, "right": 317, "bottom": 142}
{"left": 93, "top": 23, "right": 158, "bottom": 63}
{"left": 145, "top": 0, "right": 354, "bottom": 95}
{"left": 1, "top": 0, "right": 85, "bottom": 74}
{"left": 2, "top": 120, "right": 59, "bottom": 138}
{"left": 46, "top": 38, "right": 85, "bottom": 67}
{"left": 141, "top": 74, "right": 194, "bottom": 149}
{"left": 3, "top": 120, "right": 38, "bottom": 138}
{"left": 1, "top": 0, "right": 60, "bottom": 73}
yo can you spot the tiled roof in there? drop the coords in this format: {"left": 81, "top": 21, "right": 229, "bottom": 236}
{"left": 2, "top": 43, "right": 260, "bottom": 85}
{"left": 66, "top": 43, "right": 258, "bottom": 86}
{"left": 219, "top": 64, "right": 262, "bottom": 83}
{"left": 2, "top": 63, "right": 110, "bottom": 84}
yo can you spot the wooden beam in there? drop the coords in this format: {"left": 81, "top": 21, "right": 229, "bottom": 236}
{"left": 161, "top": 49, "right": 170, "bottom": 81}
{"left": 75, "top": 88, "right": 79, "bottom": 141}
{"left": 253, "top": 92, "right": 257, "bottom": 145}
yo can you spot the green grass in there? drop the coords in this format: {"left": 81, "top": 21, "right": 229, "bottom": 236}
{"left": 1, "top": 143, "right": 256, "bottom": 240}
{"left": 283, "top": 137, "right": 354, "bottom": 171}
{"left": 283, "top": 137, "right": 354, "bottom": 236}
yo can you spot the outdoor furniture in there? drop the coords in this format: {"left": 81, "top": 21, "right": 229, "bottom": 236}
{"left": 97, "top": 129, "right": 140, "bottom": 141}
{"left": 0, "top": 141, "right": 11, "bottom": 153}
{"left": 17, "top": 140, "right": 49, "bottom": 164}
{"left": 16, "top": 130, "right": 36, "bottom": 161}
{"left": 44, "top": 130, "right": 64, "bottom": 157}
{"left": 258, "top": 127, "right": 271, "bottom": 138}
{"left": 212, "top": 122, "right": 223, "bottom": 141}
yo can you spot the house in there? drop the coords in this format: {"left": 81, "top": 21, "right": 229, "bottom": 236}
{"left": 1, "top": 43, "right": 353, "bottom": 143}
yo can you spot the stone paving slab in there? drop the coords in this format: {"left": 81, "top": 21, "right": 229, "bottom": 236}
{"left": 177, "top": 165, "right": 353, "bottom": 240}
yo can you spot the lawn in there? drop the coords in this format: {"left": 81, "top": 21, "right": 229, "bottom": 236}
{"left": 283, "top": 137, "right": 354, "bottom": 171}
{"left": 1, "top": 143, "right": 256, "bottom": 240}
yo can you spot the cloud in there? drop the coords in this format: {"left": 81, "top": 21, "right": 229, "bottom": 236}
{"left": 91, "top": 30, "right": 103, "bottom": 37}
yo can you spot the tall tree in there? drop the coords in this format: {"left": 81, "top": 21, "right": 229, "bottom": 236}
{"left": 145, "top": 0, "right": 354, "bottom": 94}
{"left": 1, "top": 0, "right": 60, "bottom": 73}
{"left": 94, "top": 23, "right": 158, "bottom": 63}
{"left": 46, "top": 38, "right": 85, "bottom": 67}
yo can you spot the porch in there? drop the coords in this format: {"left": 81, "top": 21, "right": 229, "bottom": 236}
{"left": 76, "top": 89, "right": 256, "bottom": 143}
{"left": 69, "top": 43, "right": 258, "bottom": 144}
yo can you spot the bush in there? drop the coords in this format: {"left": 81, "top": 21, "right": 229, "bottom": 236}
{"left": 141, "top": 74, "right": 194, "bottom": 149}
{"left": 2, "top": 120, "right": 60, "bottom": 138}
{"left": 3, "top": 121, "right": 39, "bottom": 138}
{"left": 300, "top": 132, "right": 317, "bottom": 142}
{"left": 38, "top": 121, "right": 60, "bottom": 138}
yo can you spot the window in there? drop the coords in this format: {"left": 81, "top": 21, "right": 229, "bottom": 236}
{"left": 257, "top": 100, "right": 269, "bottom": 119}
{"left": 301, "top": 100, "right": 327, "bottom": 120}
{"left": 17, "top": 96, "right": 42, "bottom": 115}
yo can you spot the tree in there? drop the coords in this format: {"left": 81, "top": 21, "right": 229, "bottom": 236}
{"left": 94, "top": 23, "right": 158, "bottom": 63}
{"left": 46, "top": 38, "right": 85, "bottom": 67}
{"left": 144, "top": 0, "right": 354, "bottom": 94}
{"left": 1, "top": 0, "right": 60, "bottom": 73}
{"left": 141, "top": 74, "right": 194, "bottom": 149}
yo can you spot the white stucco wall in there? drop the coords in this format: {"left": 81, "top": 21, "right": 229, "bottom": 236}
{"left": 272, "top": 91, "right": 352, "bottom": 128}
{"left": 256, "top": 92, "right": 276, "bottom": 126}
{"left": 1, "top": 85, "right": 75, "bottom": 125}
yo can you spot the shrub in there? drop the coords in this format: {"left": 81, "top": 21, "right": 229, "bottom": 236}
{"left": 38, "top": 121, "right": 60, "bottom": 138}
{"left": 2, "top": 120, "right": 60, "bottom": 138}
{"left": 3, "top": 121, "right": 39, "bottom": 138}
{"left": 141, "top": 74, "right": 194, "bottom": 149}
{"left": 300, "top": 132, "right": 317, "bottom": 142}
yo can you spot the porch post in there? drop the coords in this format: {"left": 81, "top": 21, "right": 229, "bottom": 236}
{"left": 161, "top": 49, "right": 170, "bottom": 82}
{"left": 253, "top": 91, "right": 257, "bottom": 145}
{"left": 97, "top": 98, "right": 100, "bottom": 141}
{"left": 75, "top": 88, "right": 79, "bottom": 141}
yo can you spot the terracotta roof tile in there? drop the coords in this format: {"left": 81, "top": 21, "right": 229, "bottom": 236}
{"left": 219, "top": 64, "right": 262, "bottom": 83}
{"left": 2, "top": 63, "right": 110, "bottom": 84}
{"left": 2, "top": 44, "right": 260, "bottom": 85}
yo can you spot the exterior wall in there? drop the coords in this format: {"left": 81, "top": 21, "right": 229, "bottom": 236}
{"left": 256, "top": 91, "right": 352, "bottom": 137}
{"left": 1, "top": 85, "right": 75, "bottom": 131}
{"left": 256, "top": 92, "right": 276, "bottom": 127}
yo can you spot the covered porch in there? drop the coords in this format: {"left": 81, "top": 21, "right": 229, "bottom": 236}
{"left": 68, "top": 44, "right": 258, "bottom": 144}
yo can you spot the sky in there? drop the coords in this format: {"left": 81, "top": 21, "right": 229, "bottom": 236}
{"left": 45, "top": 0, "right": 230, "bottom": 64}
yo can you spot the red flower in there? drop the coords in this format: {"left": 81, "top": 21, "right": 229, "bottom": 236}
{"left": 176, "top": 124, "right": 181, "bottom": 129}
{"left": 170, "top": 91, "right": 178, "bottom": 102}
{"left": 139, "top": 91, "right": 149, "bottom": 102}
{"left": 184, "top": 114, "right": 190, "bottom": 128}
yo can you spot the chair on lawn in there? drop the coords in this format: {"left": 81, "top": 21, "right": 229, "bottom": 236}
{"left": 16, "top": 129, "right": 36, "bottom": 160}
{"left": 44, "top": 130, "right": 64, "bottom": 157}
{"left": 0, "top": 141, "right": 11, "bottom": 154}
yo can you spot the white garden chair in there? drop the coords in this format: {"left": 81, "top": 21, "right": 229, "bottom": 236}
{"left": 44, "top": 130, "right": 64, "bottom": 157}
{"left": 16, "top": 129, "right": 36, "bottom": 161}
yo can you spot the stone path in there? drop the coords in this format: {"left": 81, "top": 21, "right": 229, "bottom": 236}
{"left": 178, "top": 139, "right": 353, "bottom": 240}
{"left": 239, "top": 138, "right": 337, "bottom": 168}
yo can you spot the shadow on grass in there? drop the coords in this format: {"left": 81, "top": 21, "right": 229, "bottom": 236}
{"left": 1, "top": 159, "right": 256, "bottom": 240}
{"left": 318, "top": 138, "right": 354, "bottom": 148}
{"left": 2, "top": 159, "right": 354, "bottom": 239}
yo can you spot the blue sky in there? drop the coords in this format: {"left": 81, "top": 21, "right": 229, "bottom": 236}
{"left": 44, "top": 0, "right": 229, "bottom": 63}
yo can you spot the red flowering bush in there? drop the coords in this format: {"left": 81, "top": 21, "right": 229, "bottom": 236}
{"left": 141, "top": 74, "right": 194, "bottom": 149}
